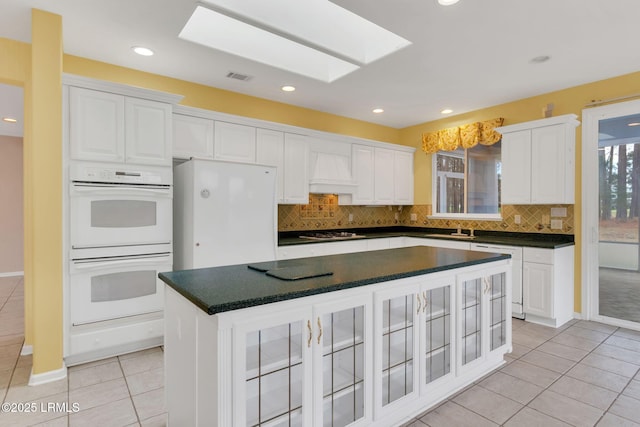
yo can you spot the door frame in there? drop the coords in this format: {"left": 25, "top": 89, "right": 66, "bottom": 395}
{"left": 582, "top": 100, "right": 640, "bottom": 329}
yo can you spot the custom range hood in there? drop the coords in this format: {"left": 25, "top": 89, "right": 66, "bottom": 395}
{"left": 308, "top": 151, "right": 357, "bottom": 194}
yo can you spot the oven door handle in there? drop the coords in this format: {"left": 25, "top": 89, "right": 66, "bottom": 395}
{"left": 71, "top": 254, "right": 172, "bottom": 271}
{"left": 71, "top": 183, "right": 171, "bottom": 196}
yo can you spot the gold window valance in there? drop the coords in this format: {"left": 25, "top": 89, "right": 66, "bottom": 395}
{"left": 421, "top": 118, "right": 504, "bottom": 154}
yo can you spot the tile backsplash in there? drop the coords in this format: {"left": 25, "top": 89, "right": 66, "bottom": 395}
{"left": 278, "top": 194, "right": 574, "bottom": 234}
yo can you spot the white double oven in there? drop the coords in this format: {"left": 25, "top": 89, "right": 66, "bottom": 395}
{"left": 68, "top": 162, "right": 172, "bottom": 327}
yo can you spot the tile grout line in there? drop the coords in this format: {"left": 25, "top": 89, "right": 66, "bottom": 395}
{"left": 117, "top": 354, "right": 141, "bottom": 426}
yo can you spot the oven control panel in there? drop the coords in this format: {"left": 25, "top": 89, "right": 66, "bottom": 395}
{"left": 70, "top": 162, "right": 171, "bottom": 185}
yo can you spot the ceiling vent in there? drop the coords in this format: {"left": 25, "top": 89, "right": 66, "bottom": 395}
{"left": 226, "top": 71, "right": 252, "bottom": 81}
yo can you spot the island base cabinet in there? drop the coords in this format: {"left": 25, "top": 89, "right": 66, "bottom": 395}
{"left": 231, "top": 292, "right": 373, "bottom": 427}
{"left": 163, "top": 260, "right": 511, "bottom": 427}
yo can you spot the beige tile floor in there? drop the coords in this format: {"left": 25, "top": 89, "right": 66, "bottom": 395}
{"left": 2, "top": 274, "right": 640, "bottom": 426}
{"left": 0, "top": 277, "right": 166, "bottom": 427}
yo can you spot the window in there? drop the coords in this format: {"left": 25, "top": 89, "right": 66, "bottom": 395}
{"left": 433, "top": 141, "right": 501, "bottom": 218}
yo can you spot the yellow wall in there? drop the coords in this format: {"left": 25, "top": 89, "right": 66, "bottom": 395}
{"left": 399, "top": 70, "right": 640, "bottom": 313}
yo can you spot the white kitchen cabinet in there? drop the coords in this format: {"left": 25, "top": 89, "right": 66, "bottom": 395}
{"left": 232, "top": 291, "right": 373, "bottom": 426}
{"left": 373, "top": 275, "right": 455, "bottom": 419}
{"left": 125, "top": 97, "right": 172, "bottom": 165}
{"left": 69, "top": 86, "right": 173, "bottom": 166}
{"left": 374, "top": 148, "right": 395, "bottom": 204}
{"left": 456, "top": 265, "right": 510, "bottom": 376}
{"left": 393, "top": 151, "right": 414, "bottom": 205}
{"left": 498, "top": 114, "right": 579, "bottom": 204}
{"left": 69, "top": 86, "right": 125, "bottom": 163}
{"left": 257, "top": 129, "right": 309, "bottom": 204}
{"left": 347, "top": 145, "right": 414, "bottom": 206}
{"left": 214, "top": 121, "right": 256, "bottom": 163}
{"left": 277, "top": 240, "right": 367, "bottom": 260}
{"left": 172, "top": 113, "right": 214, "bottom": 159}
{"left": 404, "top": 237, "right": 471, "bottom": 251}
{"left": 522, "top": 246, "right": 574, "bottom": 327}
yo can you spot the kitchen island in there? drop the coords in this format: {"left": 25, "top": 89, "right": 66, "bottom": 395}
{"left": 160, "top": 246, "right": 512, "bottom": 427}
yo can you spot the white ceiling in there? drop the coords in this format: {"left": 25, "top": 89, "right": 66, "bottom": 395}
{"left": 2, "top": 0, "right": 640, "bottom": 131}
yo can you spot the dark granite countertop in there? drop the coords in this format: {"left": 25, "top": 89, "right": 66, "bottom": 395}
{"left": 159, "top": 246, "right": 510, "bottom": 315}
{"left": 279, "top": 227, "right": 574, "bottom": 249}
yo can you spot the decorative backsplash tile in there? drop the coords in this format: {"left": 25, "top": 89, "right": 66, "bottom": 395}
{"left": 278, "top": 194, "right": 574, "bottom": 234}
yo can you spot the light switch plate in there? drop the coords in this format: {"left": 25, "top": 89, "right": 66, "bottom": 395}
{"left": 551, "top": 219, "right": 563, "bottom": 229}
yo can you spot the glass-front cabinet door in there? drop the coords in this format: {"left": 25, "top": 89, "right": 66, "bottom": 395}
{"left": 233, "top": 307, "right": 313, "bottom": 427}
{"left": 373, "top": 277, "right": 455, "bottom": 419}
{"left": 457, "top": 266, "right": 510, "bottom": 375}
{"left": 314, "top": 297, "right": 372, "bottom": 427}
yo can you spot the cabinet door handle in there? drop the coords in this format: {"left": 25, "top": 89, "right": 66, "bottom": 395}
{"left": 307, "top": 319, "right": 313, "bottom": 348}
{"left": 422, "top": 291, "right": 428, "bottom": 313}
{"left": 317, "top": 317, "right": 323, "bottom": 345}
{"left": 416, "top": 293, "right": 422, "bottom": 314}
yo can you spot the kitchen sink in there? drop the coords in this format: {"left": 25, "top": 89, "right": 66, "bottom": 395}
{"left": 424, "top": 233, "right": 476, "bottom": 240}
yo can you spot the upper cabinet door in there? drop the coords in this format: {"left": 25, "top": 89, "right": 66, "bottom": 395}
{"left": 173, "top": 114, "right": 214, "bottom": 160}
{"left": 125, "top": 97, "right": 172, "bottom": 166}
{"left": 374, "top": 148, "right": 395, "bottom": 204}
{"left": 530, "top": 124, "right": 572, "bottom": 204}
{"left": 283, "top": 134, "right": 309, "bottom": 204}
{"left": 69, "top": 87, "right": 125, "bottom": 163}
{"left": 500, "top": 129, "right": 532, "bottom": 204}
{"left": 393, "top": 151, "right": 414, "bottom": 205}
{"left": 351, "top": 145, "right": 375, "bottom": 205}
{"left": 256, "top": 128, "right": 285, "bottom": 202}
{"left": 214, "top": 121, "right": 256, "bottom": 163}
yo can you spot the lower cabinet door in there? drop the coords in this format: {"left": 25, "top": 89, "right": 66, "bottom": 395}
{"left": 420, "top": 282, "right": 454, "bottom": 392}
{"left": 233, "top": 307, "right": 313, "bottom": 427}
{"left": 457, "top": 266, "right": 511, "bottom": 375}
{"left": 314, "top": 298, "right": 372, "bottom": 427}
{"left": 374, "top": 284, "right": 419, "bottom": 417}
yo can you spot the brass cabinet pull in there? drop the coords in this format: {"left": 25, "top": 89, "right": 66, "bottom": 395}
{"left": 317, "top": 317, "right": 323, "bottom": 345}
{"left": 482, "top": 277, "right": 490, "bottom": 294}
{"left": 416, "top": 293, "right": 422, "bottom": 314}
{"left": 307, "top": 319, "right": 312, "bottom": 348}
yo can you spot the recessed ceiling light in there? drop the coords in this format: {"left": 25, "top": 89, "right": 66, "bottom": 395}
{"left": 132, "top": 46, "right": 154, "bottom": 56}
{"left": 373, "top": 108, "right": 384, "bottom": 114}
{"left": 530, "top": 55, "right": 550, "bottom": 64}
{"left": 438, "top": 0, "right": 460, "bottom": 5}
{"left": 2, "top": 117, "right": 17, "bottom": 123}
{"left": 281, "top": 85, "right": 296, "bottom": 92}
{"left": 628, "top": 122, "right": 640, "bottom": 127}
{"left": 441, "top": 109, "right": 453, "bottom": 114}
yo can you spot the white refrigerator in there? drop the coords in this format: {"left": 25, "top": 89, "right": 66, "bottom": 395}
{"left": 173, "top": 159, "right": 278, "bottom": 269}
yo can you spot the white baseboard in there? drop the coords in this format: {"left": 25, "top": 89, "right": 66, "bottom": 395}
{"left": 28, "top": 363, "right": 67, "bottom": 386}
{"left": 0, "top": 271, "right": 24, "bottom": 278}
{"left": 21, "top": 344, "right": 33, "bottom": 356}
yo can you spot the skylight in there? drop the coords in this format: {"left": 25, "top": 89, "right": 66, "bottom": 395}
{"left": 179, "top": 1, "right": 412, "bottom": 83}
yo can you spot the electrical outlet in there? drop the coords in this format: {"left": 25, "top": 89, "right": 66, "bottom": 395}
{"left": 514, "top": 215, "right": 521, "bottom": 224}
{"left": 551, "top": 219, "right": 563, "bottom": 230}
{"left": 394, "top": 212, "right": 399, "bottom": 220}
{"left": 410, "top": 213, "right": 417, "bottom": 222}
{"left": 348, "top": 213, "right": 353, "bottom": 223}
{"left": 550, "top": 207, "right": 567, "bottom": 217}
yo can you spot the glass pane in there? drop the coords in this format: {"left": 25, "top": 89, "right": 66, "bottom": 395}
{"left": 461, "top": 280, "right": 481, "bottom": 365}
{"left": 468, "top": 141, "right": 501, "bottom": 214}
{"left": 489, "top": 274, "right": 507, "bottom": 350}
{"left": 436, "top": 151, "right": 465, "bottom": 214}
{"left": 91, "top": 200, "right": 157, "bottom": 227}
{"left": 381, "top": 295, "right": 414, "bottom": 406}
{"left": 598, "top": 116, "right": 640, "bottom": 323}
{"left": 322, "top": 306, "right": 365, "bottom": 426}
{"left": 91, "top": 270, "right": 156, "bottom": 302}
{"left": 245, "top": 321, "right": 304, "bottom": 426}
{"left": 424, "top": 286, "right": 451, "bottom": 384}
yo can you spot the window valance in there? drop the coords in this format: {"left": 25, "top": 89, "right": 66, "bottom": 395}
{"left": 421, "top": 118, "right": 504, "bottom": 154}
